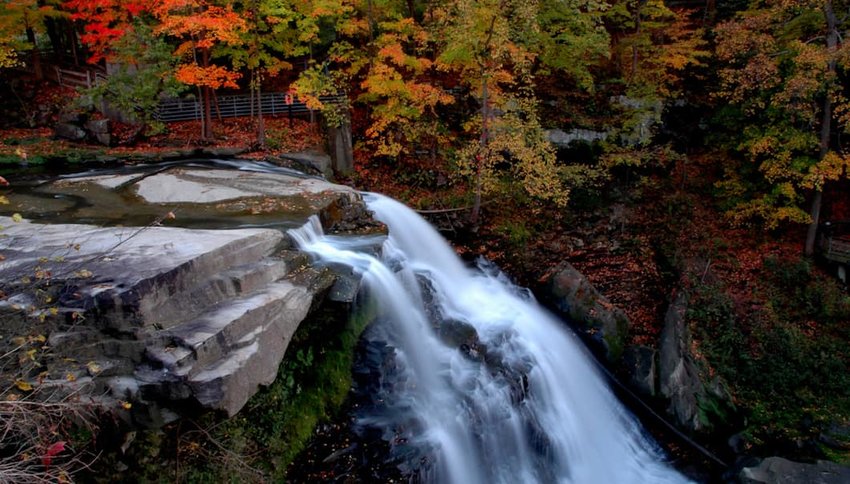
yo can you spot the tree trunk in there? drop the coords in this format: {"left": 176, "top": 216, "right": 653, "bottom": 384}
{"left": 203, "top": 86, "right": 213, "bottom": 139}
{"left": 471, "top": 75, "right": 489, "bottom": 226}
{"left": 256, "top": 72, "right": 266, "bottom": 148}
{"left": 201, "top": 49, "right": 213, "bottom": 140}
{"left": 805, "top": 0, "right": 838, "bottom": 256}
{"left": 470, "top": 11, "right": 500, "bottom": 227}
{"left": 212, "top": 89, "right": 223, "bottom": 122}
{"left": 26, "top": 27, "right": 43, "bottom": 80}
{"left": 631, "top": 0, "right": 646, "bottom": 79}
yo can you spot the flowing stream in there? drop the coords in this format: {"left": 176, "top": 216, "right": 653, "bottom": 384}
{"left": 289, "top": 193, "right": 689, "bottom": 483}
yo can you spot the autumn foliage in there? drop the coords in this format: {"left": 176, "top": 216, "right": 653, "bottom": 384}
{"left": 64, "top": 0, "right": 149, "bottom": 62}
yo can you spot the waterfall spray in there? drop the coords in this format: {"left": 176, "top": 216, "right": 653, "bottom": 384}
{"left": 289, "top": 194, "right": 689, "bottom": 484}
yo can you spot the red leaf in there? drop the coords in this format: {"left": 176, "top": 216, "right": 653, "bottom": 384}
{"left": 41, "top": 441, "right": 66, "bottom": 468}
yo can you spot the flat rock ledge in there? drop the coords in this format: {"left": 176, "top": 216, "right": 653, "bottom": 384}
{"left": 740, "top": 457, "right": 850, "bottom": 484}
{"left": 0, "top": 218, "right": 312, "bottom": 424}
{"left": 0, "top": 174, "right": 380, "bottom": 426}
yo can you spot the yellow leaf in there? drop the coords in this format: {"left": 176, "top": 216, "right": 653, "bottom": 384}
{"left": 65, "top": 372, "right": 76, "bottom": 382}
{"left": 32, "top": 335, "right": 45, "bottom": 343}
{"left": 0, "top": 196, "right": 8, "bottom": 205}
{"left": 11, "top": 213, "right": 22, "bottom": 223}
{"left": 120, "top": 401, "right": 132, "bottom": 410}
{"left": 25, "top": 349, "right": 36, "bottom": 360}
{"left": 14, "top": 380, "right": 33, "bottom": 391}
{"left": 86, "top": 361, "right": 102, "bottom": 375}
{"left": 74, "top": 269, "right": 93, "bottom": 279}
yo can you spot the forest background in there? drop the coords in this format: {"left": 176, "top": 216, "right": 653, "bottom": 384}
{"left": 2, "top": 0, "right": 850, "bottom": 480}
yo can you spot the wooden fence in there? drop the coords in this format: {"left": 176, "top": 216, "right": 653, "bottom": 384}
{"left": 821, "top": 235, "right": 850, "bottom": 265}
{"left": 54, "top": 66, "right": 107, "bottom": 89}
{"left": 50, "top": 65, "right": 346, "bottom": 123}
{"left": 152, "top": 92, "right": 346, "bottom": 122}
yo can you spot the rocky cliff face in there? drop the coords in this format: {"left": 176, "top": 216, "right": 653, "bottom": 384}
{"left": 542, "top": 261, "right": 630, "bottom": 362}
{"left": 0, "top": 166, "right": 382, "bottom": 426}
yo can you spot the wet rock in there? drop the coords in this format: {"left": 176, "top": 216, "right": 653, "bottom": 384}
{"left": 739, "top": 457, "right": 850, "bottom": 484}
{"left": 622, "top": 345, "right": 657, "bottom": 396}
{"left": 321, "top": 193, "right": 387, "bottom": 236}
{"left": 542, "top": 261, "right": 629, "bottom": 362}
{"left": 25, "top": 167, "right": 364, "bottom": 231}
{"left": 277, "top": 150, "right": 333, "bottom": 178}
{"left": 129, "top": 168, "right": 356, "bottom": 204}
{"left": 199, "top": 147, "right": 246, "bottom": 158}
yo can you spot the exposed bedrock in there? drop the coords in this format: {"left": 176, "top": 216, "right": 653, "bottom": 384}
{"left": 0, "top": 167, "right": 383, "bottom": 426}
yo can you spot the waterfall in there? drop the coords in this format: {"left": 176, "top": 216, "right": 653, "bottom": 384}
{"left": 289, "top": 194, "right": 689, "bottom": 484}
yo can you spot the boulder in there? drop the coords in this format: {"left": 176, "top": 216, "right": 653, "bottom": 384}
{"left": 85, "top": 118, "right": 111, "bottom": 146}
{"left": 659, "top": 290, "right": 733, "bottom": 432}
{"left": 622, "top": 345, "right": 657, "bottom": 396}
{"left": 543, "top": 261, "right": 629, "bottom": 362}
{"left": 54, "top": 122, "right": 87, "bottom": 141}
{"left": 277, "top": 150, "right": 334, "bottom": 178}
{"left": 739, "top": 457, "right": 850, "bottom": 484}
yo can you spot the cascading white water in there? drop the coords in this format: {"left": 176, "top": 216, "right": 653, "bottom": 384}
{"left": 289, "top": 194, "right": 690, "bottom": 484}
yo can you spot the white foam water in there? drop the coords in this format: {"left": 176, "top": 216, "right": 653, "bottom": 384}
{"left": 288, "top": 193, "right": 690, "bottom": 484}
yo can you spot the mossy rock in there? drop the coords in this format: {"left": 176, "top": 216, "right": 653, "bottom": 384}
{"left": 543, "top": 261, "right": 629, "bottom": 362}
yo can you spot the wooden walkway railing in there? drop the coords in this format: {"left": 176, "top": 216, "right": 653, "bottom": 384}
{"left": 51, "top": 64, "right": 347, "bottom": 122}
{"left": 821, "top": 235, "right": 850, "bottom": 264}
{"left": 55, "top": 66, "right": 107, "bottom": 89}
{"left": 152, "top": 92, "right": 345, "bottom": 122}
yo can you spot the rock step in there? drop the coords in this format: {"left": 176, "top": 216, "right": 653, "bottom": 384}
{"left": 129, "top": 229, "right": 285, "bottom": 326}
{"left": 143, "top": 279, "right": 314, "bottom": 415}
{"left": 150, "top": 259, "right": 291, "bottom": 330}
{"left": 146, "top": 280, "right": 309, "bottom": 376}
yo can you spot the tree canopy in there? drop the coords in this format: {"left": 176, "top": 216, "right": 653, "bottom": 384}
{"left": 0, "top": 0, "right": 842, "bottom": 244}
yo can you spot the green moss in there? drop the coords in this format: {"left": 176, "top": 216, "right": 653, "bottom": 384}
{"left": 688, "top": 261, "right": 850, "bottom": 452}
{"left": 820, "top": 444, "right": 850, "bottom": 465}
{"left": 2, "top": 136, "right": 51, "bottom": 146}
{"left": 494, "top": 220, "right": 533, "bottom": 248}
{"left": 602, "top": 316, "right": 627, "bottom": 362}
{"left": 0, "top": 154, "right": 46, "bottom": 165}
{"left": 175, "top": 297, "right": 377, "bottom": 481}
